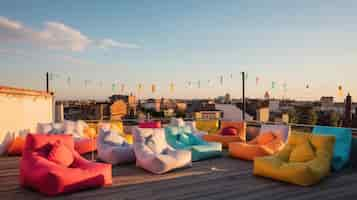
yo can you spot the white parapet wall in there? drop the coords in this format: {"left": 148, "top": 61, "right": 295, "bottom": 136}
{"left": 0, "top": 86, "right": 53, "bottom": 137}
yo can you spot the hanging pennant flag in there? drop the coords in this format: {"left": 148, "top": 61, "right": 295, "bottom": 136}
{"left": 271, "top": 81, "right": 276, "bottom": 89}
{"left": 67, "top": 77, "right": 71, "bottom": 86}
{"left": 49, "top": 73, "right": 54, "bottom": 81}
{"left": 198, "top": 80, "right": 201, "bottom": 88}
{"left": 111, "top": 83, "right": 116, "bottom": 92}
{"left": 264, "top": 91, "right": 270, "bottom": 99}
{"left": 169, "top": 82, "right": 174, "bottom": 93}
{"left": 84, "top": 80, "right": 90, "bottom": 88}
{"left": 220, "top": 76, "right": 223, "bottom": 85}
{"left": 138, "top": 83, "right": 143, "bottom": 92}
{"left": 256, "top": 77, "right": 259, "bottom": 85}
{"left": 121, "top": 84, "right": 125, "bottom": 93}
{"left": 283, "top": 82, "right": 287, "bottom": 91}
{"left": 151, "top": 84, "right": 156, "bottom": 93}
{"left": 98, "top": 81, "right": 103, "bottom": 88}
{"left": 338, "top": 85, "right": 343, "bottom": 97}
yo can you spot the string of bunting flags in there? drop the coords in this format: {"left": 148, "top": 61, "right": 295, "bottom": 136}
{"left": 45, "top": 71, "right": 346, "bottom": 99}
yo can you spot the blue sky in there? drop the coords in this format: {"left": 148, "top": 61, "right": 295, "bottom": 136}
{"left": 0, "top": 0, "right": 356, "bottom": 101}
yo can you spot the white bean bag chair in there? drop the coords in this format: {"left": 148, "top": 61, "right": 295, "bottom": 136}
{"left": 97, "top": 129, "right": 135, "bottom": 165}
{"left": 133, "top": 127, "right": 192, "bottom": 174}
{"left": 170, "top": 118, "right": 207, "bottom": 138}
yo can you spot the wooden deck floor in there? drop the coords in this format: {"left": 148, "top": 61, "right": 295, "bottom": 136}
{"left": 1, "top": 154, "right": 357, "bottom": 200}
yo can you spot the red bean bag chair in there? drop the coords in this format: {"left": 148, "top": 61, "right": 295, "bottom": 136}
{"left": 74, "top": 138, "right": 97, "bottom": 155}
{"left": 20, "top": 134, "right": 112, "bottom": 196}
{"left": 138, "top": 121, "right": 161, "bottom": 128}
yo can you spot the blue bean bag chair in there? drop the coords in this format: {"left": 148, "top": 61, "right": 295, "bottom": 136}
{"left": 312, "top": 125, "right": 352, "bottom": 171}
{"left": 165, "top": 126, "right": 222, "bottom": 161}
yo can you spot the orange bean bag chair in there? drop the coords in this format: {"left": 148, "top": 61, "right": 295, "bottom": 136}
{"left": 74, "top": 138, "right": 97, "bottom": 155}
{"left": 229, "top": 131, "right": 285, "bottom": 160}
{"left": 7, "top": 136, "right": 26, "bottom": 156}
{"left": 203, "top": 121, "right": 246, "bottom": 147}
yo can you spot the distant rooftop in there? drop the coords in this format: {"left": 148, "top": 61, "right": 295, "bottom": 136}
{"left": 0, "top": 85, "right": 52, "bottom": 97}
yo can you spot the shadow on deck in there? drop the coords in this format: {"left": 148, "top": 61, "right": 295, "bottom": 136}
{"left": 0, "top": 154, "right": 356, "bottom": 200}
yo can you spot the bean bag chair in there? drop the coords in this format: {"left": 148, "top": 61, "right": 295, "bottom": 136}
{"left": 133, "top": 127, "right": 191, "bottom": 174}
{"left": 20, "top": 134, "right": 112, "bottom": 196}
{"left": 138, "top": 121, "right": 162, "bottom": 128}
{"left": 254, "top": 132, "right": 335, "bottom": 186}
{"left": 7, "top": 135, "right": 26, "bottom": 156}
{"left": 37, "top": 121, "right": 98, "bottom": 154}
{"left": 170, "top": 118, "right": 208, "bottom": 138}
{"left": 0, "top": 132, "right": 13, "bottom": 155}
{"left": 229, "top": 132, "right": 285, "bottom": 160}
{"left": 97, "top": 129, "right": 135, "bottom": 165}
{"left": 203, "top": 121, "right": 246, "bottom": 147}
{"left": 350, "top": 135, "right": 357, "bottom": 168}
{"left": 195, "top": 120, "right": 219, "bottom": 134}
{"left": 165, "top": 126, "right": 222, "bottom": 161}
{"left": 229, "top": 124, "right": 290, "bottom": 160}
{"left": 312, "top": 126, "right": 352, "bottom": 171}
{"left": 74, "top": 138, "right": 97, "bottom": 155}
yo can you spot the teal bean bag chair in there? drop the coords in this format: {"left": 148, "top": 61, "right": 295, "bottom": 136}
{"left": 165, "top": 126, "right": 222, "bottom": 161}
{"left": 312, "top": 125, "right": 352, "bottom": 171}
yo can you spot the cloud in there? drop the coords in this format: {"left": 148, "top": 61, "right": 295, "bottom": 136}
{"left": 0, "top": 16, "right": 140, "bottom": 52}
{"left": 37, "top": 22, "right": 92, "bottom": 51}
{"left": 0, "top": 16, "right": 23, "bottom": 30}
{"left": 97, "top": 39, "right": 141, "bottom": 49}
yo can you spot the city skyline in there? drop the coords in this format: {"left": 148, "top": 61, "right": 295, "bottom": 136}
{"left": 1, "top": 0, "right": 357, "bottom": 101}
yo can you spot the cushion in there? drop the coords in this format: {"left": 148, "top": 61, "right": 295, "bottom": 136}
{"left": 103, "top": 131, "right": 125, "bottom": 145}
{"left": 257, "top": 132, "right": 276, "bottom": 145}
{"left": 221, "top": 127, "right": 238, "bottom": 136}
{"left": 188, "top": 134, "right": 202, "bottom": 145}
{"left": 139, "top": 121, "right": 161, "bottom": 128}
{"left": 144, "top": 132, "right": 166, "bottom": 154}
{"left": 7, "top": 136, "right": 25, "bottom": 155}
{"left": 177, "top": 133, "right": 191, "bottom": 145}
{"left": 47, "top": 141, "right": 74, "bottom": 167}
{"left": 289, "top": 141, "right": 315, "bottom": 162}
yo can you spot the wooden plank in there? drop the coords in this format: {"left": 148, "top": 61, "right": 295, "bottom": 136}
{"left": 0, "top": 155, "right": 357, "bottom": 200}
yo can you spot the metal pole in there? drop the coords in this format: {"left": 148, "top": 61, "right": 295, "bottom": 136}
{"left": 242, "top": 72, "right": 246, "bottom": 121}
{"left": 46, "top": 72, "right": 49, "bottom": 93}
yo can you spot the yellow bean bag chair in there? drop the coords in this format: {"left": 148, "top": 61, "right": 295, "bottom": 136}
{"left": 195, "top": 120, "right": 219, "bottom": 134}
{"left": 203, "top": 121, "right": 246, "bottom": 148}
{"left": 254, "top": 132, "right": 335, "bottom": 186}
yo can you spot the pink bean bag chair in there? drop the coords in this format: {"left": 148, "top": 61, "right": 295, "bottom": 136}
{"left": 20, "top": 134, "right": 112, "bottom": 196}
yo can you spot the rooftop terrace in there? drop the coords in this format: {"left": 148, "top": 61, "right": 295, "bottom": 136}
{"left": 1, "top": 152, "right": 356, "bottom": 200}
